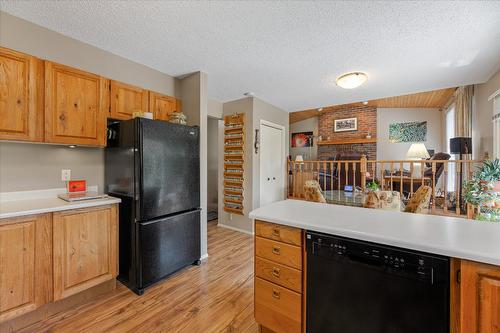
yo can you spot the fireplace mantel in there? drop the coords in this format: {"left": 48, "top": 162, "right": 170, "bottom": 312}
{"left": 317, "top": 138, "right": 377, "bottom": 145}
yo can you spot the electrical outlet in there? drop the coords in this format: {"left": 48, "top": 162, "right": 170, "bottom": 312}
{"left": 61, "top": 169, "right": 71, "bottom": 181}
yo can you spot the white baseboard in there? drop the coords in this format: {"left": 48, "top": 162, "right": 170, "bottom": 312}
{"left": 217, "top": 223, "right": 254, "bottom": 235}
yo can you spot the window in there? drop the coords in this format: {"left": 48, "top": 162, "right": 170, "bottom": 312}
{"left": 445, "top": 105, "right": 456, "bottom": 191}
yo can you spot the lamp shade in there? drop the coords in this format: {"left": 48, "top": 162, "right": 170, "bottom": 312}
{"left": 450, "top": 137, "right": 472, "bottom": 154}
{"left": 295, "top": 155, "right": 304, "bottom": 162}
{"left": 406, "top": 143, "right": 430, "bottom": 159}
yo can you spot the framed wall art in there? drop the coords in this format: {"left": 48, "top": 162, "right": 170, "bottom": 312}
{"left": 291, "top": 131, "right": 313, "bottom": 147}
{"left": 334, "top": 117, "right": 357, "bottom": 132}
{"left": 389, "top": 121, "right": 427, "bottom": 143}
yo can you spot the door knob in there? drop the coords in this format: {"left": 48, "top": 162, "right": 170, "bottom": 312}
{"left": 273, "top": 177, "right": 276, "bottom": 180}
{"left": 267, "top": 177, "right": 270, "bottom": 181}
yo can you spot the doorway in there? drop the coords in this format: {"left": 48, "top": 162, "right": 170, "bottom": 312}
{"left": 259, "top": 121, "right": 286, "bottom": 207}
{"left": 207, "top": 117, "right": 221, "bottom": 221}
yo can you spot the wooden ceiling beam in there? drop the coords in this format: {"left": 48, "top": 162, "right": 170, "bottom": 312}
{"left": 289, "top": 87, "right": 456, "bottom": 124}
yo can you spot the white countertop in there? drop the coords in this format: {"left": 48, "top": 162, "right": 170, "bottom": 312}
{"left": 0, "top": 187, "right": 121, "bottom": 219}
{"left": 249, "top": 199, "right": 500, "bottom": 266}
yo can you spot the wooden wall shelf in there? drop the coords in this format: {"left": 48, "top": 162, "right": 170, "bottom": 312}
{"left": 316, "top": 138, "right": 377, "bottom": 145}
{"left": 223, "top": 113, "right": 245, "bottom": 215}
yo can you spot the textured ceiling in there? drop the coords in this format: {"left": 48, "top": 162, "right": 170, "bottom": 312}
{"left": 1, "top": 1, "right": 499, "bottom": 111}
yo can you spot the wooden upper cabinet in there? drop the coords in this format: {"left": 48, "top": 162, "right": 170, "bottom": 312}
{"left": 0, "top": 47, "right": 44, "bottom": 142}
{"left": 45, "top": 61, "right": 108, "bottom": 146}
{"left": 110, "top": 80, "right": 149, "bottom": 120}
{"left": 460, "top": 260, "right": 500, "bottom": 333}
{"left": 149, "top": 91, "right": 181, "bottom": 121}
{"left": 52, "top": 205, "right": 117, "bottom": 301}
{"left": 0, "top": 214, "right": 52, "bottom": 322}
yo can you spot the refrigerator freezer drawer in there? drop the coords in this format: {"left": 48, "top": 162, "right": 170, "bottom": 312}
{"left": 138, "top": 209, "right": 201, "bottom": 289}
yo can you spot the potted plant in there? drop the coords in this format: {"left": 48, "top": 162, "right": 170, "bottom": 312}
{"left": 463, "top": 159, "right": 500, "bottom": 222}
{"left": 366, "top": 180, "right": 380, "bottom": 192}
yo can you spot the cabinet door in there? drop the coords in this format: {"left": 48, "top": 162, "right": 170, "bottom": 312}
{"left": 0, "top": 214, "right": 52, "bottom": 322}
{"left": 460, "top": 260, "right": 500, "bottom": 333}
{"left": 53, "top": 205, "right": 117, "bottom": 301}
{"left": 0, "top": 47, "right": 44, "bottom": 142}
{"left": 110, "top": 80, "right": 149, "bottom": 120}
{"left": 45, "top": 61, "right": 107, "bottom": 146}
{"left": 149, "top": 91, "right": 179, "bottom": 121}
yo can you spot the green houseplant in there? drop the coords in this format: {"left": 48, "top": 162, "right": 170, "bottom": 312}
{"left": 366, "top": 180, "right": 380, "bottom": 191}
{"left": 463, "top": 159, "right": 500, "bottom": 222}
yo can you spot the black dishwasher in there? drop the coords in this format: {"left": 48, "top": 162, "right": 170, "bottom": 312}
{"left": 306, "top": 231, "right": 450, "bottom": 333}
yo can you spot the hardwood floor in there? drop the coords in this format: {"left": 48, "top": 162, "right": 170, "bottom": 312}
{"left": 12, "top": 221, "right": 258, "bottom": 333}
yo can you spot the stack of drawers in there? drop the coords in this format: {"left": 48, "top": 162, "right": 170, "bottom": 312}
{"left": 254, "top": 220, "right": 303, "bottom": 333}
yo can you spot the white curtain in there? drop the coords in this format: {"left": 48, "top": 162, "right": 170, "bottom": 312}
{"left": 455, "top": 86, "right": 473, "bottom": 137}
{"left": 445, "top": 105, "right": 456, "bottom": 191}
{"left": 493, "top": 95, "right": 500, "bottom": 159}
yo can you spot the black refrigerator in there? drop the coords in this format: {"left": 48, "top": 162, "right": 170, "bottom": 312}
{"left": 105, "top": 118, "right": 201, "bottom": 295}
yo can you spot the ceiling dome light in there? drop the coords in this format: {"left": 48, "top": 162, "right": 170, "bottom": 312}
{"left": 336, "top": 72, "right": 368, "bottom": 89}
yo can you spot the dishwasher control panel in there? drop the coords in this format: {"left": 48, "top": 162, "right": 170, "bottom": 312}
{"left": 306, "top": 231, "right": 449, "bottom": 285}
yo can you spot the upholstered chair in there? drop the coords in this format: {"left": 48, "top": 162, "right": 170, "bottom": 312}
{"left": 304, "top": 180, "right": 327, "bottom": 203}
{"left": 363, "top": 191, "right": 402, "bottom": 211}
{"left": 404, "top": 185, "right": 432, "bottom": 214}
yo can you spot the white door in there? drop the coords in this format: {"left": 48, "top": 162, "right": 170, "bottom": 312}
{"left": 260, "top": 123, "right": 284, "bottom": 207}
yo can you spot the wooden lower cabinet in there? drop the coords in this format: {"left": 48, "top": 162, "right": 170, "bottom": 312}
{"left": 0, "top": 214, "right": 52, "bottom": 322}
{"left": 53, "top": 205, "right": 118, "bottom": 301}
{"left": 255, "top": 278, "right": 302, "bottom": 333}
{"left": 254, "top": 220, "right": 304, "bottom": 333}
{"left": 459, "top": 260, "right": 500, "bottom": 333}
{"left": 255, "top": 220, "right": 302, "bottom": 246}
{"left": 0, "top": 204, "right": 118, "bottom": 323}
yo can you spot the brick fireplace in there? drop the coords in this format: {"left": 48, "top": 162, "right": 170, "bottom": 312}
{"left": 317, "top": 105, "right": 377, "bottom": 160}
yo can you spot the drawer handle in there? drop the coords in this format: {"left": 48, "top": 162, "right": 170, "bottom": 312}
{"left": 272, "top": 228, "right": 280, "bottom": 237}
{"left": 272, "top": 246, "right": 281, "bottom": 255}
{"left": 272, "top": 289, "right": 281, "bottom": 299}
{"left": 272, "top": 267, "right": 281, "bottom": 278}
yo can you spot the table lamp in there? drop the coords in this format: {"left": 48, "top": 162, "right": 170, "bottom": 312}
{"left": 407, "top": 143, "right": 430, "bottom": 177}
{"left": 295, "top": 155, "right": 304, "bottom": 162}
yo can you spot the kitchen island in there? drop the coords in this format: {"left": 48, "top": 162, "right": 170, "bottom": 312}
{"left": 249, "top": 199, "right": 500, "bottom": 333}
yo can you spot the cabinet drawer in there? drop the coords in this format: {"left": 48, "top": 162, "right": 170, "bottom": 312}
{"left": 255, "top": 220, "right": 302, "bottom": 246}
{"left": 255, "top": 277, "right": 301, "bottom": 333}
{"left": 255, "top": 237, "right": 302, "bottom": 270}
{"left": 255, "top": 257, "right": 302, "bottom": 293}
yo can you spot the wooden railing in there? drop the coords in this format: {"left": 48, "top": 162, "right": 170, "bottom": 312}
{"left": 288, "top": 156, "right": 482, "bottom": 216}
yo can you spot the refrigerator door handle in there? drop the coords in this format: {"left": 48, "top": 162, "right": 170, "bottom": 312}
{"left": 138, "top": 209, "right": 202, "bottom": 226}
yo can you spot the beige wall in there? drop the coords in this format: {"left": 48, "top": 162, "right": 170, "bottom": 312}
{"left": 0, "top": 11, "right": 182, "bottom": 192}
{"left": 218, "top": 97, "right": 289, "bottom": 234}
{"left": 208, "top": 98, "right": 223, "bottom": 118}
{"left": 180, "top": 72, "right": 209, "bottom": 258}
{"left": 290, "top": 117, "right": 318, "bottom": 160}
{"left": 218, "top": 97, "right": 254, "bottom": 233}
{"left": 377, "top": 108, "right": 443, "bottom": 161}
{"left": 207, "top": 117, "right": 220, "bottom": 212}
{"left": 0, "top": 11, "right": 180, "bottom": 96}
{"left": 0, "top": 143, "right": 104, "bottom": 192}
{"left": 251, "top": 98, "right": 289, "bottom": 212}
{"left": 473, "top": 69, "right": 500, "bottom": 159}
